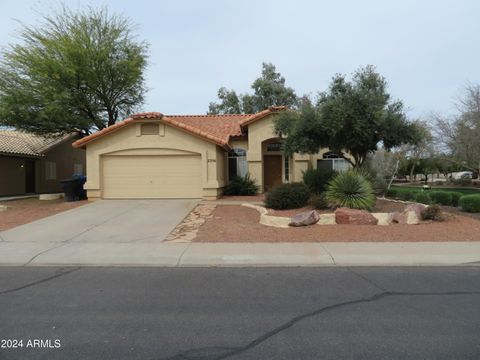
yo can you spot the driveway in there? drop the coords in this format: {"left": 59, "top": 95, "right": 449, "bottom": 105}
{"left": 0, "top": 199, "right": 198, "bottom": 243}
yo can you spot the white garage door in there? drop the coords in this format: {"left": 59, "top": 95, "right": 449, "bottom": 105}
{"left": 102, "top": 155, "right": 202, "bottom": 198}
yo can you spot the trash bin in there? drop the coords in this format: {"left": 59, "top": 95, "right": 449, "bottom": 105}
{"left": 60, "top": 175, "right": 87, "bottom": 202}
{"left": 72, "top": 174, "right": 87, "bottom": 200}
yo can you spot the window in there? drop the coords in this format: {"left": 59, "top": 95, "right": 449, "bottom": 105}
{"left": 266, "top": 142, "right": 282, "bottom": 152}
{"left": 45, "top": 161, "right": 56, "bottom": 180}
{"left": 318, "top": 152, "right": 351, "bottom": 172}
{"left": 228, "top": 148, "right": 247, "bottom": 180}
{"left": 141, "top": 123, "right": 160, "bottom": 135}
{"left": 284, "top": 156, "right": 290, "bottom": 181}
{"left": 74, "top": 163, "right": 83, "bottom": 175}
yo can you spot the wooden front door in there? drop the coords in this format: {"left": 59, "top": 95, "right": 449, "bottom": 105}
{"left": 264, "top": 155, "right": 282, "bottom": 191}
{"left": 25, "top": 160, "right": 35, "bottom": 193}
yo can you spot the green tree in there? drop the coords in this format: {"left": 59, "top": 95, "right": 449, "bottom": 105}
{"left": 208, "top": 62, "right": 298, "bottom": 114}
{"left": 274, "top": 65, "right": 418, "bottom": 168}
{"left": 0, "top": 6, "right": 148, "bottom": 135}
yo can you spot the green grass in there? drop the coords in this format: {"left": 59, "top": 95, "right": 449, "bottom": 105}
{"left": 390, "top": 185, "right": 480, "bottom": 196}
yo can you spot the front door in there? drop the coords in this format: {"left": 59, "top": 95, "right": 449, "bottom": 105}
{"left": 264, "top": 155, "right": 282, "bottom": 191}
{"left": 25, "top": 160, "right": 35, "bottom": 193}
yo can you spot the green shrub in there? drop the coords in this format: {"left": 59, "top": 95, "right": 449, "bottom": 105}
{"left": 309, "top": 194, "right": 329, "bottom": 210}
{"left": 459, "top": 194, "right": 480, "bottom": 213}
{"left": 325, "top": 171, "right": 375, "bottom": 210}
{"left": 429, "top": 191, "right": 452, "bottom": 206}
{"left": 397, "top": 190, "right": 415, "bottom": 201}
{"left": 385, "top": 188, "right": 398, "bottom": 198}
{"left": 452, "top": 178, "right": 472, "bottom": 186}
{"left": 265, "top": 182, "right": 311, "bottom": 210}
{"left": 373, "top": 176, "right": 388, "bottom": 196}
{"left": 414, "top": 192, "right": 432, "bottom": 205}
{"left": 223, "top": 174, "right": 259, "bottom": 196}
{"left": 302, "top": 168, "right": 336, "bottom": 194}
{"left": 421, "top": 205, "right": 444, "bottom": 221}
{"left": 450, "top": 192, "right": 463, "bottom": 207}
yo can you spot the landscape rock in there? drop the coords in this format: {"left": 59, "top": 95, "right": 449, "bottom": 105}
{"left": 372, "top": 213, "right": 394, "bottom": 226}
{"left": 335, "top": 207, "right": 378, "bottom": 225}
{"left": 0, "top": 205, "right": 7, "bottom": 212}
{"left": 404, "top": 203, "right": 427, "bottom": 219}
{"left": 289, "top": 210, "right": 320, "bottom": 227}
{"left": 317, "top": 213, "right": 336, "bottom": 225}
{"left": 392, "top": 210, "right": 420, "bottom": 225}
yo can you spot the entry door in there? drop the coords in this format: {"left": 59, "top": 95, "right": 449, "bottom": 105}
{"left": 25, "top": 160, "right": 35, "bottom": 193}
{"left": 264, "top": 155, "right": 283, "bottom": 191}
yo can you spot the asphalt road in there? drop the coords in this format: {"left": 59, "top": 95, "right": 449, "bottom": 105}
{"left": 0, "top": 267, "right": 479, "bottom": 360}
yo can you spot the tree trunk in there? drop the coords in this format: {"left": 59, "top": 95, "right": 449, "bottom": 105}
{"left": 409, "top": 164, "right": 416, "bottom": 183}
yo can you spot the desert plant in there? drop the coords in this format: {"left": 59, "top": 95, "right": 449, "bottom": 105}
{"left": 309, "top": 193, "right": 329, "bottom": 209}
{"left": 223, "top": 174, "right": 259, "bottom": 196}
{"left": 302, "top": 168, "right": 336, "bottom": 194}
{"left": 265, "top": 182, "right": 311, "bottom": 210}
{"left": 414, "top": 192, "right": 432, "bottom": 205}
{"left": 449, "top": 192, "right": 463, "bottom": 207}
{"left": 325, "top": 171, "right": 375, "bottom": 210}
{"left": 429, "top": 191, "right": 452, "bottom": 206}
{"left": 459, "top": 194, "right": 480, "bottom": 213}
{"left": 421, "top": 205, "right": 444, "bottom": 221}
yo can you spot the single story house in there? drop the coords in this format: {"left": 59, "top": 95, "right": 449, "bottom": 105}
{"left": 0, "top": 130, "right": 86, "bottom": 197}
{"left": 73, "top": 106, "right": 349, "bottom": 200}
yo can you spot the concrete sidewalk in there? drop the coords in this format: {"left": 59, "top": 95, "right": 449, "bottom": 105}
{"left": 0, "top": 241, "right": 479, "bottom": 267}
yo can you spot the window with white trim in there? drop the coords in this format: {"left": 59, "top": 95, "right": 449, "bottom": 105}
{"left": 228, "top": 148, "right": 247, "bottom": 180}
{"left": 317, "top": 152, "right": 351, "bottom": 172}
{"left": 45, "top": 161, "right": 56, "bottom": 180}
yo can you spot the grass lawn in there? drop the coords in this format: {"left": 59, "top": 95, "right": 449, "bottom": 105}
{"left": 391, "top": 185, "right": 480, "bottom": 195}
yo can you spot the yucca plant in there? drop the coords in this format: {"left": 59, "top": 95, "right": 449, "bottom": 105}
{"left": 325, "top": 171, "right": 375, "bottom": 210}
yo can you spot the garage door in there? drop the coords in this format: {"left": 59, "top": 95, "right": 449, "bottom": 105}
{"left": 102, "top": 155, "right": 202, "bottom": 198}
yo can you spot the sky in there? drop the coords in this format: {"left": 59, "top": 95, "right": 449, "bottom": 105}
{"left": 0, "top": 0, "right": 479, "bottom": 119}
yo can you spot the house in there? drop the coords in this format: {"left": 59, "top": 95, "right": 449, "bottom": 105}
{"left": 73, "top": 106, "right": 349, "bottom": 200}
{"left": 0, "top": 131, "right": 86, "bottom": 197}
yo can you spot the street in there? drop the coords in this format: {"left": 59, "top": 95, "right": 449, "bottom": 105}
{"left": 0, "top": 267, "right": 479, "bottom": 360}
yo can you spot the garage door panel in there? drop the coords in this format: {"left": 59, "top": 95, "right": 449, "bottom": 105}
{"left": 102, "top": 155, "right": 202, "bottom": 198}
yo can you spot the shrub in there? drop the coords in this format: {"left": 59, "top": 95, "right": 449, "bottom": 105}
{"left": 302, "top": 168, "right": 336, "bottom": 194}
{"left": 451, "top": 178, "right": 472, "bottom": 186}
{"left": 372, "top": 176, "right": 388, "bottom": 196}
{"left": 265, "top": 182, "right": 311, "bottom": 210}
{"left": 325, "top": 170, "right": 375, "bottom": 210}
{"left": 421, "top": 205, "right": 444, "bottom": 221}
{"left": 397, "top": 190, "right": 416, "bottom": 201}
{"left": 459, "top": 194, "right": 480, "bottom": 213}
{"left": 449, "top": 192, "right": 463, "bottom": 207}
{"left": 385, "top": 188, "right": 398, "bottom": 198}
{"left": 223, "top": 174, "right": 259, "bottom": 196}
{"left": 414, "top": 192, "right": 432, "bottom": 205}
{"left": 309, "top": 194, "right": 329, "bottom": 210}
{"left": 429, "top": 191, "right": 452, "bottom": 206}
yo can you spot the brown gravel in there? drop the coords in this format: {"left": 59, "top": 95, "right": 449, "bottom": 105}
{"left": 0, "top": 198, "right": 87, "bottom": 231}
{"left": 218, "top": 194, "right": 265, "bottom": 202}
{"left": 194, "top": 205, "right": 480, "bottom": 242}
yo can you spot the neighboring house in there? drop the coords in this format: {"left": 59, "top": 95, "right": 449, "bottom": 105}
{"left": 73, "top": 106, "right": 349, "bottom": 200}
{"left": 0, "top": 131, "right": 86, "bottom": 197}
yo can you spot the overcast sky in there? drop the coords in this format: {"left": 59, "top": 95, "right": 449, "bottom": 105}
{"left": 1, "top": 0, "right": 479, "bottom": 119}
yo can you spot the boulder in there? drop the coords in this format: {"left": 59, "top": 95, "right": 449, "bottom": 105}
{"left": 372, "top": 213, "right": 394, "bottom": 226}
{"left": 335, "top": 207, "right": 378, "bottom": 225}
{"left": 392, "top": 203, "right": 426, "bottom": 225}
{"left": 289, "top": 210, "right": 320, "bottom": 227}
{"left": 0, "top": 205, "right": 7, "bottom": 212}
{"left": 317, "top": 213, "right": 336, "bottom": 225}
{"left": 404, "top": 203, "right": 427, "bottom": 219}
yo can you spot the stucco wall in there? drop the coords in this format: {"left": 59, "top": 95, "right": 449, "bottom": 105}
{"left": 0, "top": 156, "right": 26, "bottom": 196}
{"left": 84, "top": 121, "right": 225, "bottom": 199}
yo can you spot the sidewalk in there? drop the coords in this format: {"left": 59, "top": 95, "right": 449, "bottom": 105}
{"left": 0, "top": 241, "right": 479, "bottom": 267}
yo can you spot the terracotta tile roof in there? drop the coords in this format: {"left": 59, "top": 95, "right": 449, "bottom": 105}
{"left": 72, "top": 107, "right": 287, "bottom": 149}
{"left": 0, "top": 130, "right": 74, "bottom": 157}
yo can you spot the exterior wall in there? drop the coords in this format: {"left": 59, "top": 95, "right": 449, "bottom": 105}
{"left": 37, "top": 138, "right": 86, "bottom": 193}
{"left": 0, "top": 156, "right": 27, "bottom": 196}
{"left": 84, "top": 121, "right": 225, "bottom": 200}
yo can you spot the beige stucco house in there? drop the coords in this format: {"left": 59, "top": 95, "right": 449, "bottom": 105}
{"left": 73, "top": 106, "right": 349, "bottom": 200}
{"left": 0, "top": 131, "right": 86, "bottom": 197}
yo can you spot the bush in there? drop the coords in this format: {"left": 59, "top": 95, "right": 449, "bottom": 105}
{"left": 451, "top": 178, "right": 473, "bottom": 186}
{"left": 309, "top": 194, "right": 329, "bottom": 210}
{"left": 373, "top": 176, "right": 388, "bottom": 196}
{"left": 385, "top": 188, "right": 398, "bottom": 198}
{"left": 223, "top": 174, "right": 259, "bottom": 196}
{"left": 302, "top": 168, "right": 336, "bottom": 194}
{"left": 414, "top": 192, "right": 432, "bottom": 205}
{"left": 450, "top": 192, "right": 463, "bottom": 207}
{"left": 325, "top": 171, "right": 375, "bottom": 210}
{"left": 265, "top": 182, "right": 311, "bottom": 210}
{"left": 421, "top": 205, "right": 444, "bottom": 221}
{"left": 397, "top": 190, "right": 416, "bottom": 201}
{"left": 429, "top": 191, "right": 452, "bottom": 206}
{"left": 459, "top": 194, "right": 480, "bottom": 213}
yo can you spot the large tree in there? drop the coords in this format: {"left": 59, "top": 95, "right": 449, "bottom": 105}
{"left": 208, "top": 62, "right": 298, "bottom": 114}
{"left": 274, "top": 66, "right": 418, "bottom": 167}
{"left": 0, "top": 6, "right": 148, "bottom": 135}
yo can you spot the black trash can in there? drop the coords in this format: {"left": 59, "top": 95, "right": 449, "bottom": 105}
{"left": 60, "top": 179, "right": 78, "bottom": 202}
{"left": 72, "top": 174, "right": 87, "bottom": 200}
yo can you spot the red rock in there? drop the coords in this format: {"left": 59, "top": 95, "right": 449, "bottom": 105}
{"left": 289, "top": 210, "right": 320, "bottom": 227}
{"left": 335, "top": 207, "right": 378, "bottom": 225}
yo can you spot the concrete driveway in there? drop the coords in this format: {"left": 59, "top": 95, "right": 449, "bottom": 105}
{"left": 0, "top": 199, "right": 198, "bottom": 244}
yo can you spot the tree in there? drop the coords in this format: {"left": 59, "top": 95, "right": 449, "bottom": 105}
{"left": 208, "top": 62, "right": 298, "bottom": 114}
{"left": 0, "top": 6, "right": 148, "bottom": 135}
{"left": 274, "top": 65, "right": 418, "bottom": 167}
{"left": 434, "top": 84, "right": 480, "bottom": 177}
